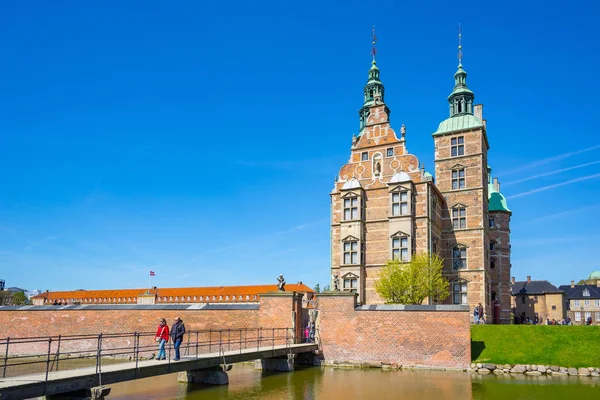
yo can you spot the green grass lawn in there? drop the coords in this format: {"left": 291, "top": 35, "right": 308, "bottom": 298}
{"left": 471, "top": 325, "right": 600, "bottom": 367}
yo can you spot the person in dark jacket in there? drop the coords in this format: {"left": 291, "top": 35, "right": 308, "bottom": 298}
{"left": 170, "top": 317, "right": 186, "bottom": 361}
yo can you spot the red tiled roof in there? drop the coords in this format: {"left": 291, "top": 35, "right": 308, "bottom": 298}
{"left": 32, "top": 283, "right": 314, "bottom": 304}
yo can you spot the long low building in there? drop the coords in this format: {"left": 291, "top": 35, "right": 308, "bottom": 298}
{"left": 31, "top": 283, "right": 315, "bottom": 306}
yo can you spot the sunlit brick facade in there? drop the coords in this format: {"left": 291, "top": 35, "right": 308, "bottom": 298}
{"left": 330, "top": 57, "right": 512, "bottom": 323}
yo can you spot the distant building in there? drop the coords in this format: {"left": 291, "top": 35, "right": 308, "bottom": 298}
{"left": 511, "top": 276, "right": 565, "bottom": 323}
{"left": 31, "top": 283, "right": 315, "bottom": 307}
{"left": 0, "top": 279, "right": 5, "bottom": 291}
{"left": 24, "top": 289, "right": 41, "bottom": 300}
{"left": 559, "top": 275, "right": 600, "bottom": 325}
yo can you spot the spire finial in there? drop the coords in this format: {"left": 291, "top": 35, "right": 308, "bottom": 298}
{"left": 371, "top": 25, "right": 377, "bottom": 62}
{"left": 457, "top": 23, "right": 463, "bottom": 65}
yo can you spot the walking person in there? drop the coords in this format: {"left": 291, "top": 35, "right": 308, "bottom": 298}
{"left": 155, "top": 318, "right": 169, "bottom": 360}
{"left": 477, "top": 303, "right": 485, "bottom": 324}
{"left": 170, "top": 317, "right": 186, "bottom": 361}
{"left": 473, "top": 304, "right": 479, "bottom": 324}
{"left": 309, "top": 321, "right": 316, "bottom": 343}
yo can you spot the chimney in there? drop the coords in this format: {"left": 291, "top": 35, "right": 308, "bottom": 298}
{"left": 571, "top": 280, "right": 575, "bottom": 288}
{"left": 527, "top": 276, "right": 531, "bottom": 284}
{"left": 493, "top": 177, "right": 500, "bottom": 192}
{"left": 474, "top": 104, "right": 483, "bottom": 121}
{"left": 511, "top": 277, "right": 515, "bottom": 285}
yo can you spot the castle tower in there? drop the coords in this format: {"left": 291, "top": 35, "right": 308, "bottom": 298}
{"left": 330, "top": 31, "right": 442, "bottom": 304}
{"left": 432, "top": 30, "right": 510, "bottom": 321}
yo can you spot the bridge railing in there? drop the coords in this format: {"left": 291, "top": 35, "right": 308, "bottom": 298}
{"left": 0, "top": 327, "right": 295, "bottom": 380}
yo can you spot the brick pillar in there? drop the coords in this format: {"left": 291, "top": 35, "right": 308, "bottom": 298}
{"left": 259, "top": 292, "right": 303, "bottom": 343}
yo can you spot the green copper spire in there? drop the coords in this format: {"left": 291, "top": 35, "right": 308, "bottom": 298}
{"left": 358, "top": 26, "right": 389, "bottom": 132}
{"left": 447, "top": 25, "right": 474, "bottom": 117}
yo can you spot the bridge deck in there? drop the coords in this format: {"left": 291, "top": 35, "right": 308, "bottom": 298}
{"left": 0, "top": 343, "right": 318, "bottom": 400}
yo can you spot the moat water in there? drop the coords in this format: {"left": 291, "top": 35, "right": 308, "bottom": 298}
{"left": 107, "top": 364, "right": 600, "bottom": 400}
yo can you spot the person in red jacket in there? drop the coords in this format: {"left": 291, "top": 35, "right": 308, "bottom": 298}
{"left": 155, "top": 318, "right": 169, "bottom": 360}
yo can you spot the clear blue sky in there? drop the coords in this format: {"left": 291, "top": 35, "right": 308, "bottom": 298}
{"left": 1, "top": 1, "right": 599, "bottom": 291}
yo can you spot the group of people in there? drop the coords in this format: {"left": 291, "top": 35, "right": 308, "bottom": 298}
{"left": 154, "top": 317, "right": 186, "bottom": 361}
{"left": 473, "top": 303, "right": 486, "bottom": 324}
{"left": 303, "top": 321, "right": 316, "bottom": 343}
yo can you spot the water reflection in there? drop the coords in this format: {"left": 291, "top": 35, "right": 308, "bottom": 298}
{"left": 108, "top": 364, "right": 600, "bottom": 400}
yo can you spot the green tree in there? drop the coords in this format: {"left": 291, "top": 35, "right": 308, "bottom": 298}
{"left": 375, "top": 252, "right": 450, "bottom": 304}
{"left": 11, "top": 291, "right": 28, "bottom": 305}
{"left": 313, "top": 283, "right": 321, "bottom": 293}
{"left": 322, "top": 285, "right": 330, "bottom": 292}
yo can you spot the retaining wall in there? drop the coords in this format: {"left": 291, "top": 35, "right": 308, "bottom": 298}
{"left": 317, "top": 292, "right": 471, "bottom": 369}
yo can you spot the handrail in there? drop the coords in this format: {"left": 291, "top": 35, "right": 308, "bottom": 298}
{"left": 1, "top": 327, "right": 296, "bottom": 380}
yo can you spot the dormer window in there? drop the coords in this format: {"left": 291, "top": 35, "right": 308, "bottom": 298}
{"left": 451, "top": 137, "right": 465, "bottom": 157}
{"left": 583, "top": 289, "right": 590, "bottom": 297}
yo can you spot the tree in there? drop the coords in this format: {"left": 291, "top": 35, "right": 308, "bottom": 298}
{"left": 375, "top": 252, "right": 450, "bottom": 305}
{"left": 313, "top": 283, "right": 321, "bottom": 293}
{"left": 322, "top": 285, "right": 331, "bottom": 292}
{"left": 11, "top": 291, "right": 28, "bottom": 305}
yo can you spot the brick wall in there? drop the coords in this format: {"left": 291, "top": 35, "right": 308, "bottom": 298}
{"left": 317, "top": 292, "right": 471, "bottom": 369}
{"left": 0, "top": 293, "right": 305, "bottom": 358}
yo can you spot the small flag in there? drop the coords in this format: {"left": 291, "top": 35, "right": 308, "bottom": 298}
{"left": 150, "top": 271, "right": 156, "bottom": 276}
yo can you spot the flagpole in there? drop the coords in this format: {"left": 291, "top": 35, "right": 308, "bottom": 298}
{"left": 148, "top": 273, "right": 151, "bottom": 295}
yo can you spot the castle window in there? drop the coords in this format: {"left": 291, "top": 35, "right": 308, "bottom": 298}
{"left": 213, "top": 296, "right": 216, "bottom": 300}
{"left": 246, "top": 295, "right": 250, "bottom": 300}
{"left": 584, "top": 300, "right": 590, "bottom": 307}
{"left": 595, "top": 300, "right": 600, "bottom": 307}
{"left": 489, "top": 241, "right": 496, "bottom": 251}
{"left": 575, "top": 312, "right": 581, "bottom": 322}
{"left": 490, "top": 259, "right": 496, "bottom": 269}
{"left": 489, "top": 217, "right": 495, "bottom": 228}
{"left": 343, "top": 241, "right": 358, "bottom": 264}
{"left": 451, "top": 136, "right": 465, "bottom": 157}
{"left": 343, "top": 277, "right": 358, "bottom": 293}
{"left": 521, "top": 296, "right": 526, "bottom": 305}
{"left": 386, "top": 148, "right": 394, "bottom": 157}
{"left": 392, "top": 191, "right": 408, "bottom": 216}
{"left": 583, "top": 289, "right": 590, "bottom": 297}
{"left": 552, "top": 305, "right": 557, "bottom": 310}
{"left": 452, "top": 206, "right": 467, "bottom": 229}
{"left": 574, "top": 300, "right": 580, "bottom": 307}
{"left": 452, "top": 168, "right": 465, "bottom": 189}
{"left": 452, "top": 245, "right": 467, "bottom": 270}
{"left": 225, "top": 296, "right": 229, "bottom": 300}
{"left": 452, "top": 281, "right": 468, "bottom": 305}
{"left": 219, "top": 296, "right": 223, "bottom": 300}
{"left": 193, "top": 296, "right": 197, "bottom": 301}
{"left": 392, "top": 237, "right": 409, "bottom": 261}
{"left": 344, "top": 197, "right": 358, "bottom": 220}
{"left": 361, "top": 152, "right": 369, "bottom": 161}
{"left": 596, "top": 312, "right": 600, "bottom": 321}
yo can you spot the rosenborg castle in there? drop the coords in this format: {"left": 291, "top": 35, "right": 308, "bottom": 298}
{"left": 329, "top": 51, "right": 512, "bottom": 323}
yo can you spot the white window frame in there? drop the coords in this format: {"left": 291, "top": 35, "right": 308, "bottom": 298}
{"left": 343, "top": 197, "right": 359, "bottom": 220}
{"left": 451, "top": 168, "right": 465, "bottom": 190}
{"left": 391, "top": 191, "right": 408, "bottom": 216}
{"left": 574, "top": 300, "right": 580, "bottom": 307}
{"left": 343, "top": 239, "right": 359, "bottom": 265}
{"left": 575, "top": 312, "right": 581, "bottom": 322}
{"left": 452, "top": 280, "right": 468, "bottom": 305}
{"left": 584, "top": 300, "right": 590, "bottom": 307}
{"left": 451, "top": 136, "right": 465, "bottom": 157}
{"left": 343, "top": 277, "right": 358, "bottom": 293}
{"left": 392, "top": 236, "right": 409, "bottom": 261}
{"left": 595, "top": 300, "right": 600, "bottom": 307}
{"left": 452, "top": 206, "right": 467, "bottom": 229}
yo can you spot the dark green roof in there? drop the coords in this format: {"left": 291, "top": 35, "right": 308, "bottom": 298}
{"left": 488, "top": 183, "right": 511, "bottom": 213}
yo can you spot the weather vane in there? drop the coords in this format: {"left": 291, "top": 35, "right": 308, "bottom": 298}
{"left": 371, "top": 25, "right": 377, "bottom": 62}
{"left": 458, "top": 23, "right": 463, "bottom": 65}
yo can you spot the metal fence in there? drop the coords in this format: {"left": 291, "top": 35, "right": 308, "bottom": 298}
{"left": 1, "top": 327, "right": 294, "bottom": 380}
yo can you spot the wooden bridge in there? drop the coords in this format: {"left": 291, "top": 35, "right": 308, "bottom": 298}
{"left": 0, "top": 328, "right": 318, "bottom": 400}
